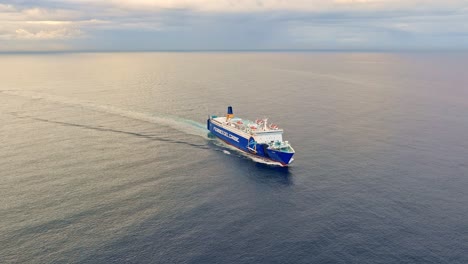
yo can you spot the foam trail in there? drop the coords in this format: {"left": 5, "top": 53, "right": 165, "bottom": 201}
{"left": 1, "top": 90, "right": 284, "bottom": 166}
{"left": 212, "top": 138, "right": 284, "bottom": 167}
{"left": 248, "top": 156, "right": 284, "bottom": 167}
{"left": 1, "top": 90, "right": 207, "bottom": 138}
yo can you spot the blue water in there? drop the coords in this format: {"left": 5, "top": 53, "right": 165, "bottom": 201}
{"left": 1, "top": 52, "right": 467, "bottom": 263}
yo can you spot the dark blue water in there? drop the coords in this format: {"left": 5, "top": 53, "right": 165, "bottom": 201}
{"left": 1, "top": 52, "right": 467, "bottom": 263}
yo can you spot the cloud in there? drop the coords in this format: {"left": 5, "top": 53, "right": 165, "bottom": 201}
{"left": 0, "top": 3, "right": 15, "bottom": 12}
{"left": 0, "top": 0, "right": 467, "bottom": 51}
{"left": 70, "top": 0, "right": 468, "bottom": 12}
{"left": 0, "top": 4, "right": 101, "bottom": 45}
{"left": 13, "top": 27, "right": 82, "bottom": 39}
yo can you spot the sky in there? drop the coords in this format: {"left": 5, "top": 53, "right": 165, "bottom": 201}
{"left": 0, "top": 0, "right": 468, "bottom": 51}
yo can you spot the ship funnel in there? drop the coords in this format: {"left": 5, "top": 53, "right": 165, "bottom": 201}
{"left": 226, "top": 106, "right": 234, "bottom": 120}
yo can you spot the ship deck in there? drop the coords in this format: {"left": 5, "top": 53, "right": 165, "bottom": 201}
{"left": 212, "top": 116, "right": 283, "bottom": 135}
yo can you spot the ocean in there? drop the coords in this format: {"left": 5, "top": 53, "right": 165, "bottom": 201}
{"left": 1, "top": 52, "right": 467, "bottom": 263}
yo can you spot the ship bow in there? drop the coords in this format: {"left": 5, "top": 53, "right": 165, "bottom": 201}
{"left": 267, "top": 149, "right": 295, "bottom": 166}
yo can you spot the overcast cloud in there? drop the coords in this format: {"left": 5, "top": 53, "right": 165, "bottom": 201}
{"left": 0, "top": 0, "right": 467, "bottom": 51}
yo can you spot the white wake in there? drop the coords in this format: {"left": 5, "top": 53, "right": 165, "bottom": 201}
{"left": 1, "top": 90, "right": 207, "bottom": 138}
{"left": 2, "top": 90, "right": 286, "bottom": 166}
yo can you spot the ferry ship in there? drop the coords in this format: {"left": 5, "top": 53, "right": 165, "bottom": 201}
{"left": 207, "top": 106, "right": 295, "bottom": 166}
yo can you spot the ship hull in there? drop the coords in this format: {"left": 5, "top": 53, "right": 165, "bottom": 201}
{"left": 207, "top": 119, "right": 294, "bottom": 166}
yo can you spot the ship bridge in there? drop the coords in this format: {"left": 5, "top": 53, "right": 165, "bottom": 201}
{"left": 252, "top": 130, "right": 283, "bottom": 144}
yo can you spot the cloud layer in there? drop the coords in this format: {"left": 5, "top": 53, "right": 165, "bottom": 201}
{"left": 0, "top": 0, "right": 467, "bottom": 51}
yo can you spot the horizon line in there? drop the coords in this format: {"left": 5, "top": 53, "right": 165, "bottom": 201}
{"left": 1, "top": 48, "right": 468, "bottom": 54}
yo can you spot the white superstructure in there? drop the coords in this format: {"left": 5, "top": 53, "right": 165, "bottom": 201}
{"left": 211, "top": 116, "right": 293, "bottom": 151}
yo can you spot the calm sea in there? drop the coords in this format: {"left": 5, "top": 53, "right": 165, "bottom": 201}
{"left": 1, "top": 52, "right": 467, "bottom": 263}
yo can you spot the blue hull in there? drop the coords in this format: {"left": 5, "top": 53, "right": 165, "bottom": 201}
{"left": 207, "top": 119, "right": 293, "bottom": 166}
